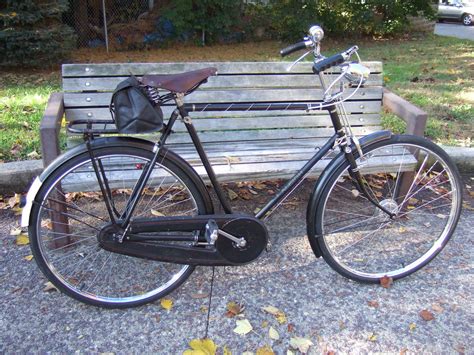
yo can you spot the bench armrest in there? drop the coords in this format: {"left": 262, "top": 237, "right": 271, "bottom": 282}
{"left": 382, "top": 88, "right": 427, "bottom": 137}
{"left": 40, "top": 93, "right": 64, "bottom": 167}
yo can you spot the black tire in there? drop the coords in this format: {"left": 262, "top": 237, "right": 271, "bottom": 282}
{"left": 29, "top": 144, "right": 212, "bottom": 308}
{"left": 311, "top": 135, "right": 463, "bottom": 282}
{"left": 462, "top": 13, "right": 473, "bottom": 26}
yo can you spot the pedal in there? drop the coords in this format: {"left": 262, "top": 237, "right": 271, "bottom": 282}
{"left": 205, "top": 219, "right": 218, "bottom": 245}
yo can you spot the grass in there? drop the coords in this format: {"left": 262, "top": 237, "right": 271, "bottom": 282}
{"left": 0, "top": 34, "right": 473, "bottom": 162}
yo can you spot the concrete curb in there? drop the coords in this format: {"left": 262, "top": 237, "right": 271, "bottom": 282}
{"left": 1, "top": 146, "right": 473, "bottom": 194}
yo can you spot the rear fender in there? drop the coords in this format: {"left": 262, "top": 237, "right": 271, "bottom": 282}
{"left": 21, "top": 137, "right": 213, "bottom": 227}
{"left": 306, "top": 130, "right": 392, "bottom": 257}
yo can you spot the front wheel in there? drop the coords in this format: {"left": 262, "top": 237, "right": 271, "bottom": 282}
{"left": 312, "top": 135, "right": 463, "bottom": 282}
{"left": 29, "top": 143, "right": 212, "bottom": 308}
{"left": 462, "top": 13, "right": 473, "bottom": 26}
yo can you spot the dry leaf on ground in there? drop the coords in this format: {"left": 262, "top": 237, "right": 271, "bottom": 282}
{"left": 409, "top": 323, "right": 416, "bottom": 331}
{"left": 223, "top": 345, "right": 232, "bottom": 355}
{"left": 24, "top": 255, "right": 34, "bottom": 261}
{"left": 432, "top": 303, "right": 444, "bottom": 313}
{"left": 233, "top": 319, "right": 253, "bottom": 335}
{"left": 43, "top": 281, "right": 59, "bottom": 292}
{"left": 160, "top": 298, "right": 173, "bottom": 311}
{"left": 269, "top": 326, "right": 279, "bottom": 340}
{"left": 16, "top": 233, "right": 29, "bottom": 246}
{"left": 183, "top": 338, "right": 217, "bottom": 355}
{"left": 368, "top": 300, "right": 379, "bottom": 308}
{"left": 227, "top": 189, "right": 238, "bottom": 201}
{"left": 419, "top": 309, "right": 434, "bottom": 321}
{"left": 290, "top": 337, "right": 313, "bottom": 353}
{"left": 225, "top": 301, "right": 245, "bottom": 318}
{"left": 256, "top": 345, "right": 274, "bottom": 355}
{"left": 368, "top": 333, "right": 377, "bottom": 342}
{"left": 262, "top": 305, "right": 287, "bottom": 324}
{"left": 380, "top": 275, "right": 393, "bottom": 288}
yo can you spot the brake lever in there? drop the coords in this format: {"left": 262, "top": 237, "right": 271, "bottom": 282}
{"left": 286, "top": 50, "right": 314, "bottom": 72}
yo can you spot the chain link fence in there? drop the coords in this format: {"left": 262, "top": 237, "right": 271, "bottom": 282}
{"left": 63, "top": 0, "right": 160, "bottom": 51}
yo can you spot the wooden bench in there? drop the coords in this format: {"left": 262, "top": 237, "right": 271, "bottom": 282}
{"left": 40, "top": 61, "right": 427, "bottom": 181}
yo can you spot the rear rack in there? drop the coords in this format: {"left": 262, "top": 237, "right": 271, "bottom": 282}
{"left": 67, "top": 119, "right": 119, "bottom": 135}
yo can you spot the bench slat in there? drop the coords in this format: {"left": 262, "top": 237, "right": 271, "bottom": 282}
{"left": 62, "top": 61, "right": 383, "bottom": 77}
{"left": 63, "top": 87, "right": 382, "bottom": 108}
{"left": 62, "top": 74, "right": 383, "bottom": 92}
{"left": 65, "top": 101, "right": 382, "bottom": 122}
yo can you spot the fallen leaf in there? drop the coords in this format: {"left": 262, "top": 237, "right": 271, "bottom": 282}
{"left": 10, "top": 227, "right": 22, "bottom": 236}
{"left": 8, "top": 193, "right": 21, "bottom": 209}
{"left": 419, "top": 309, "right": 434, "bottom": 321}
{"left": 398, "top": 226, "right": 407, "bottom": 233}
{"left": 287, "top": 323, "right": 295, "bottom": 332}
{"left": 368, "top": 333, "right": 377, "bottom": 342}
{"left": 290, "top": 337, "right": 313, "bottom": 353}
{"left": 238, "top": 189, "right": 253, "bottom": 200}
{"left": 254, "top": 207, "right": 261, "bottom": 214}
{"left": 287, "top": 351, "right": 295, "bottom": 355}
{"left": 223, "top": 346, "right": 232, "bottom": 355}
{"left": 261, "top": 320, "right": 269, "bottom": 328}
{"left": 262, "top": 305, "right": 287, "bottom": 324}
{"left": 16, "top": 233, "right": 29, "bottom": 246}
{"left": 233, "top": 319, "right": 253, "bottom": 335}
{"left": 380, "top": 275, "right": 393, "bottom": 288}
{"left": 351, "top": 189, "right": 360, "bottom": 197}
{"left": 43, "top": 281, "right": 59, "bottom": 292}
{"left": 432, "top": 303, "right": 444, "bottom": 313}
{"left": 24, "top": 255, "right": 34, "bottom": 261}
{"left": 269, "top": 326, "right": 279, "bottom": 340}
{"left": 27, "top": 151, "right": 40, "bottom": 159}
{"left": 183, "top": 338, "right": 217, "bottom": 355}
{"left": 226, "top": 301, "right": 245, "bottom": 318}
{"left": 368, "top": 300, "right": 379, "bottom": 308}
{"left": 41, "top": 219, "right": 53, "bottom": 230}
{"left": 227, "top": 188, "right": 238, "bottom": 201}
{"left": 151, "top": 209, "right": 165, "bottom": 217}
{"left": 409, "top": 323, "right": 416, "bottom": 331}
{"left": 160, "top": 298, "right": 173, "bottom": 311}
{"left": 408, "top": 197, "right": 419, "bottom": 204}
{"left": 191, "top": 292, "right": 209, "bottom": 299}
{"left": 251, "top": 182, "right": 267, "bottom": 190}
{"left": 242, "top": 352, "right": 253, "bottom": 355}
{"left": 256, "top": 345, "right": 274, "bottom": 355}
{"left": 436, "top": 214, "right": 447, "bottom": 219}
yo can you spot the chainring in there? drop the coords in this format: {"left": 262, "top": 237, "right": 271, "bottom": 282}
{"left": 215, "top": 217, "right": 268, "bottom": 264}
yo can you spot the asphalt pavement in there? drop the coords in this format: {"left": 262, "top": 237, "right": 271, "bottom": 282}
{"left": 434, "top": 22, "right": 474, "bottom": 40}
{"left": 0, "top": 176, "right": 473, "bottom": 353}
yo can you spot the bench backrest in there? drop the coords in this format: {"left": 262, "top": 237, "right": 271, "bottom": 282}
{"left": 62, "top": 62, "right": 383, "bottom": 181}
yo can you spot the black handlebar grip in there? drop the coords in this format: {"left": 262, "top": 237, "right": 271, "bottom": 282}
{"left": 280, "top": 41, "right": 308, "bottom": 57}
{"left": 312, "top": 53, "right": 345, "bottom": 74}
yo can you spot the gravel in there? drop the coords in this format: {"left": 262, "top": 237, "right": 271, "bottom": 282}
{"left": 1, "top": 176, "right": 473, "bottom": 354}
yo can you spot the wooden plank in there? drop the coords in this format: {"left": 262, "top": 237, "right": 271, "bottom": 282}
{"left": 62, "top": 61, "right": 383, "bottom": 77}
{"left": 65, "top": 101, "right": 382, "bottom": 121}
{"left": 62, "top": 73, "right": 383, "bottom": 92}
{"left": 63, "top": 87, "right": 382, "bottom": 108}
{"left": 67, "top": 113, "right": 381, "bottom": 132}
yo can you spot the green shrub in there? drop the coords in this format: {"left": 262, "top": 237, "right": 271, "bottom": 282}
{"left": 0, "top": 0, "right": 76, "bottom": 67}
{"left": 266, "top": 0, "right": 435, "bottom": 41}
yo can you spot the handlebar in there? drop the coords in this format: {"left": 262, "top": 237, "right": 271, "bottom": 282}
{"left": 280, "top": 40, "right": 312, "bottom": 57}
{"left": 312, "top": 53, "right": 345, "bottom": 74}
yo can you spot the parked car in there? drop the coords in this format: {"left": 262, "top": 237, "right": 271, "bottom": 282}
{"left": 438, "top": 0, "right": 474, "bottom": 26}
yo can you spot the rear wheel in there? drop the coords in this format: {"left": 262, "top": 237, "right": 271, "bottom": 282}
{"left": 313, "top": 135, "right": 462, "bottom": 282}
{"left": 29, "top": 144, "right": 211, "bottom": 308}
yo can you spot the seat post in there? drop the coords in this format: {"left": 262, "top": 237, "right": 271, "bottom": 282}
{"left": 175, "top": 93, "right": 233, "bottom": 214}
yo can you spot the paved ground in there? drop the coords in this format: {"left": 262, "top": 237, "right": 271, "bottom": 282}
{"left": 1, "top": 176, "right": 473, "bottom": 354}
{"left": 435, "top": 22, "right": 474, "bottom": 40}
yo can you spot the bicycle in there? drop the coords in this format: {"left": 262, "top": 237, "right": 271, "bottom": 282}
{"left": 22, "top": 25, "right": 463, "bottom": 308}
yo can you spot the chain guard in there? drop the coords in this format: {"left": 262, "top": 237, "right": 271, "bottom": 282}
{"left": 215, "top": 217, "right": 268, "bottom": 264}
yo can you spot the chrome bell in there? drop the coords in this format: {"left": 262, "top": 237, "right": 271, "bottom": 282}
{"left": 308, "top": 25, "right": 324, "bottom": 42}
{"left": 343, "top": 62, "right": 370, "bottom": 85}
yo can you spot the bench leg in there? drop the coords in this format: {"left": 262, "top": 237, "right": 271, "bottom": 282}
{"left": 40, "top": 93, "right": 70, "bottom": 247}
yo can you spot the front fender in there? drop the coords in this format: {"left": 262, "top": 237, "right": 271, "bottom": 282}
{"left": 306, "top": 130, "right": 392, "bottom": 257}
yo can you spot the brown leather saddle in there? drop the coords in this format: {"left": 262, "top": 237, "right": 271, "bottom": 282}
{"left": 141, "top": 67, "right": 217, "bottom": 93}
